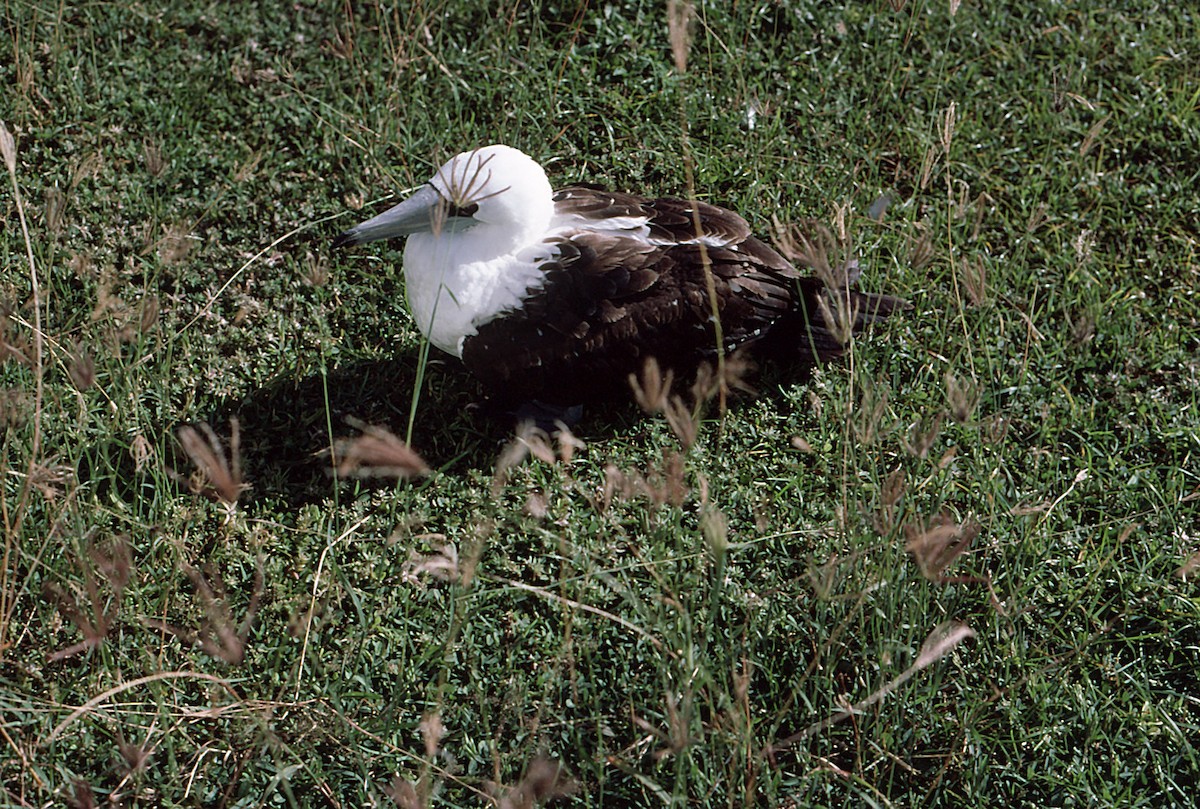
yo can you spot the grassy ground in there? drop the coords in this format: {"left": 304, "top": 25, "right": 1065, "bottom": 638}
{"left": 3, "top": 0, "right": 1198, "bottom": 806}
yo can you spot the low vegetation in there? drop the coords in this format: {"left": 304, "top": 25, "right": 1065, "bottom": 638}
{"left": 2, "top": 1, "right": 1197, "bottom": 806}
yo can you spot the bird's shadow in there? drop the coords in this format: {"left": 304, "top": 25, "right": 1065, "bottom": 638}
{"left": 205, "top": 351, "right": 649, "bottom": 509}
{"left": 207, "top": 353, "right": 500, "bottom": 508}
{"left": 140, "top": 350, "right": 819, "bottom": 512}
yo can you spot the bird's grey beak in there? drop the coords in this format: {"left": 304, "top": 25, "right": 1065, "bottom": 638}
{"left": 333, "top": 184, "right": 447, "bottom": 247}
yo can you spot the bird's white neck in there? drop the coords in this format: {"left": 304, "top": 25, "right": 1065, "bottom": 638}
{"left": 403, "top": 216, "right": 554, "bottom": 357}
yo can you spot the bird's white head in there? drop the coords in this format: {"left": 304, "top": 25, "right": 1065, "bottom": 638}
{"left": 334, "top": 145, "right": 554, "bottom": 253}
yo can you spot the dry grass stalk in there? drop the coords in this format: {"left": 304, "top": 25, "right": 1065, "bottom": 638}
{"left": 174, "top": 419, "right": 249, "bottom": 506}
{"left": 852, "top": 379, "right": 889, "bottom": 445}
{"left": 0, "top": 388, "right": 32, "bottom": 428}
{"left": 492, "top": 420, "right": 585, "bottom": 494}
{"left": 385, "top": 778, "right": 424, "bottom": 809}
{"left": 143, "top": 138, "right": 166, "bottom": 177}
{"left": 1073, "top": 228, "right": 1095, "bottom": 264}
{"left": 773, "top": 220, "right": 863, "bottom": 346}
{"left": 771, "top": 620, "right": 976, "bottom": 753}
{"left": 701, "top": 507, "right": 729, "bottom": 557}
{"left": 903, "top": 412, "right": 942, "bottom": 459}
{"left": 918, "top": 144, "right": 937, "bottom": 190}
{"left": 0, "top": 120, "right": 16, "bottom": 173}
{"left": 116, "top": 732, "right": 152, "bottom": 775}
{"left": 874, "top": 468, "right": 906, "bottom": 534}
{"left": 904, "top": 514, "right": 979, "bottom": 581}
{"left": 67, "top": 343, "right": 96, "bottom": 390}
{"left": 601, "top": 450, "right": 689, "bottom": 511}
{"left": 1177, "top": 552, "right": 1200, "bottom": 580}
{"left": 944, "top": 370, "right": 979, "bottom": 424}
{"left": 1080, "top": 115, "right": 1110, "bottom": 156}
{"left": 420, "top": 711, "right": 444, "bottom": 758}
{"left": 1, "top": 301, "right": 33, "bottom": 366}
{"left": 666, "top": 0, "right": 695, "bottom": 74}
{"left": 43, "top": 537, "right": 131, "bottom": 662}
{"left": 790, "top": 435, "right": 814, "bottom": 453}
{"left": 631, "top": 351, "right": 754, "bottom": 450}
{"left": 489, "top": 756, "right": 577, "bottom": 809}
{"left": 908, "top": 227, "right": 934, "bottom": 270}
{"left": 941, "top": 101, "right": 957, "bottom": 153}
{"left": 402, "top": 543, "right": 461, "bottom": 586}
{"left": 26, "top": 457, "right": 73, "bottom": 502}
{"left": 1025, "top": 201, "right": 1048, "bottom": 234}
{"left": 630, "top": 356, "right": 674, "bottom": 414}
{"left": 143, "top": 559, "right": 263, "bottom": 665}
{"left": 301, "top": 249, "right": 330, "bottom": 287}
{"left": 66, "top": 779, "right": 96, "bottom": 809}
{"left": 69, "top": 151, "right": 102, "bottom": 190}
{"left": 325, "top": 24, "right": 355, "bottom": 59}
{"left": 691, "top": 349, "right": 757, "bottom": 402}
{"left": 662, "top": 395, "right": 698, "bottom": 449}
{"left": 44, "top": 186, "right": 65, "bottom": 236}
{"left": 1069, "top": 310, "right": 1096, "bottom": 345}
{"left": 632, "top": 691, "right": 692, "bottom": 762}
{"left": 331, "top": 417, "right": 429, "bottom": 479}
{"left": 958, "top": 255, "right": 988, "bottom": 305}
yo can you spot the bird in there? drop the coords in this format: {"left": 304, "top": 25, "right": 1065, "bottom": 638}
{"left": 333, "top": 144, "right": 901, "bottom": 412}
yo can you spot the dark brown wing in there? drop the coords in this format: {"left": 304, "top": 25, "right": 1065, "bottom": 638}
{"left": 553, "top": 186, "right": 759, "bottom": 246}
{"left": 461, "top": 188, "right": 806, "bottom": 404}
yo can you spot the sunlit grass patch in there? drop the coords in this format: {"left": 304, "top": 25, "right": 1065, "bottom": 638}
{"left": 2, "top": 1, "right": 1198, "bottom": 806}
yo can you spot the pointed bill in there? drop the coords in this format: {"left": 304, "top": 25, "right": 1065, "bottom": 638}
{"left": 333, "top": 184, "right": 445, "bottom": 247}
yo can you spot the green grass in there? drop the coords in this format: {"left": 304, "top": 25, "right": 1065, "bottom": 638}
{"left": 3, "top": 0, "right": 1199, "bottom": 806}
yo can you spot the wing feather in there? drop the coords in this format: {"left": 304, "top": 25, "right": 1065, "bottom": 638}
{"left": 463, "top": 188, "right": 804, "bottom": 403}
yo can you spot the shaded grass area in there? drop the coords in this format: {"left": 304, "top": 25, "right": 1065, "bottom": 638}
{"left": 3, "top": 0, "right": 1198, "bottom": 806}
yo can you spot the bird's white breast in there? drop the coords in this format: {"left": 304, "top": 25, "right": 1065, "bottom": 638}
{"left": 403, "top": 229, "right": 553, "bottom": 357}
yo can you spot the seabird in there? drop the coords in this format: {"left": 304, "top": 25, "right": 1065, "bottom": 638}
{"left": 334, "top": 145, "right": 901, "bottom": 409}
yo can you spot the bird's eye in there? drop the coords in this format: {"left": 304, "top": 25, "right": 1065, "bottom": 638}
{"left": 446, "top": 202, "right": 479, "bottom": 218}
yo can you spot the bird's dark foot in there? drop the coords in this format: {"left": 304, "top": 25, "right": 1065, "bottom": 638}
{"left": 470, "top": 398, "right": 583, "bottom": 433}
{"left": 511, "top": 400, "right": 584, "bottom": 433}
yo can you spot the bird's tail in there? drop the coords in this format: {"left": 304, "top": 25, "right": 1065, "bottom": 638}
{"left": 761, "top": 277, "right": 907, "bottom": 365}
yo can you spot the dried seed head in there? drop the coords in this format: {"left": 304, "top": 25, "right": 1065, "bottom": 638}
{"left": 44, "top": 186, "right": 66, "bottom": 236}
{"left": 630, "top": 356, "right": 674, "bottom": 414}
{"left": 908, "top": 227, "right": 934, "bottom": 270}
{"left": 874, "top": 467, "right": 906, "bottom": 534}
{"left": 904, "top": 513, "right": 979, "bottom": 580}
{"left": 1073, "top": 228, "right": 1095, "bottom": 264}
{"left": 1070, "top": 310, "right": 1096, "bottom": 345}
{"left": 156, "top": 223, "right": 193, "bottom": 266}
{"left": 790, "top": 435, "right": 814, "bottom": 453}
{"left": 944, "top": 371, "right": 978, "bottom": 424}
{"left": 701, "top": 507, "right": 729, "bottom": 556}
{"left": 139, "top": 294, "right": 160, "bottom": 333}
{"left": 301, "top": 250, "right": 330, "bottom": 287}
{"left": 330, "top": 418, "right": 429, "bottom": 479}
{"left": 0, "top": 120, "right": 16, "bottom": 174}
{"left": 174, "top": 419, "right": 249, "bottom": 506}
{"left": 420, "top": 711, "right": 444, "bottom": 758}
{"left": 68, "top": 344, "right": 96, "bottom": 390}
{"left": 958, "top": 256, "right": 987, "bottom": 306}
{"left": 492, "top": 756, "right": 577, "bottom": 809}
{"left": 88, "top": 535, "right": 132, "bottom": 595}
{"left": 385, "top": 779, "right": 422, "bottom": 809}
{"left": 904, "top": 412, "right": 942, "bottom": 459}
{"left": 402, "top": 543, "right": 460, "bottom": 586}
{"left": 941, "top": 101, "right": 957, "bottom": 153}
{"left": 143, "top": 139, "right": 166, "bottom": 177}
